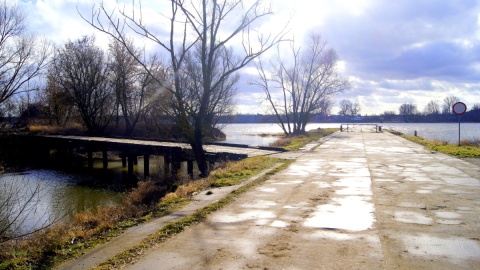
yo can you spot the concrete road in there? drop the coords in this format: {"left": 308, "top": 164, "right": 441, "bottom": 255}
{"left": 123, "top": 131, "right": 480, "bottom": 269}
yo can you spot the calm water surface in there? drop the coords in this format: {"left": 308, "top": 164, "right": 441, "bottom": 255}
{"left": 0, "top": 156, "right": 187, "bottom": 238}
{"left": 0, "top": 170, "right": 124, "bottom": 237}
{"left": 219, "top": 123, "right": 480, "bottom": 146}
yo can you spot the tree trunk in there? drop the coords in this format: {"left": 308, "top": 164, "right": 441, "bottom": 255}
{"left": 192, "top": 127, "right": 208, "bottom": 177}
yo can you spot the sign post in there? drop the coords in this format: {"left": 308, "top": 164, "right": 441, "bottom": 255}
{"left": 452, "top": 102, "right": 467, "bottom": 146}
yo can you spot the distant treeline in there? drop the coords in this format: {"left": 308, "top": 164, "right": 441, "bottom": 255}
{"left": 220, "top": 109, "right": 480, "bottom": 124}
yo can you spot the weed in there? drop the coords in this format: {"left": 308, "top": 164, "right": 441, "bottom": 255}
{"left": 390, "top": 130, "right": 480, "bottom": 158}
{"left": 270, "top": 128, "right": 337, "bottom": 150}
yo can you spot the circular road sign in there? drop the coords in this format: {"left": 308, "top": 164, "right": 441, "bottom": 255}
{"left": 452, "top": 102, "right": 467, "bottom": 115}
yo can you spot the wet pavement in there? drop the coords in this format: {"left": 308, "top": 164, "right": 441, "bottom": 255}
{"left": 58, "top": 131, "right": 480, "bottom": 269}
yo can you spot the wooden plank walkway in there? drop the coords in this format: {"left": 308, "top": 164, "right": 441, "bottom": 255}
{"left": 41, "top": 135, "right": 284, "bottom": 157}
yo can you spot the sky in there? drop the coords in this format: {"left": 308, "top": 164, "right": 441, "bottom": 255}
{"left": 16, "top": 0, "right": 480, "bottom": 115}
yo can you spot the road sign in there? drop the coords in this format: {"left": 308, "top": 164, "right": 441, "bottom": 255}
{"left": 452, "top": 102, "right": 467, "bottom": 146}
{"left": 452, "top": 102, "right": 467, "bottom": 115}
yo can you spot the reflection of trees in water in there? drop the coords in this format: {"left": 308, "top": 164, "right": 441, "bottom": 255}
{"left": 0, "top": 170, "right": 122, "bottom": 242}
{"left": 0, "top": 173, "right": 65, "bottom": 242}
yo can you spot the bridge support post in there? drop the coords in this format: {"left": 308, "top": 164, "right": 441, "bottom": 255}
{"left": 121, "top": 155, "right": 127, "bottom": 167}
{"left": 164, "top": 155, "right": 171, "bottom": 179}
{"left": 187, "top": 160, "right": 194, "bottom": 179}
{"left": 88, "top": 150, "right": 93, "bottom": 169}
{"left": 172, "top": 159, "right": 181, "bottom": 179}
{"left": 144, "top": 154, "right": 150, "bottom": 178}
{"left": 128, "top": 155, "right": 135, "bottom": 179}
{"left": 67, "top": 144, "right": 73, "bottom": 163}
{"left": 133, "top": 156, "right": 138, "bottom": 165}
{"left": 102, "top": 150, "right": 108, "bottom": 169}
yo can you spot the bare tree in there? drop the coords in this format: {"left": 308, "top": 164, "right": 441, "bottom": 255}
{"left": 316, "top": 97, "right": 333, "bottom": 120}
{"left": 338, "top": 99, "right": 360, "bottom": 117}
{"left": 42, "top": 71, "right": 75, "bottom": 126}
{"left": 50, "top": 36, "right": 114, "bottom": 134}
{"left": 350, "top": 102, "right": 361, "bottom": 116}
{"left": 399, "top": 103, "right": 417, "bottom": 115}
{"left": 399, "top": 103, "right": 418, "bottom": 122}
{"left": 168, "top": 45, "right": 238, "bottom": 139}
{"left": 442, "top": 95, "right": 460, "bottom": 114}
{"left": 0, "top": 0, "right": 50, "bottom": 106}
{"left": 338, "top": 99, "right": 352, "bottom": 117}
{"left": 424, "top": 100, "right": 440, "bottom": 115}
{"left": 82, "top": 0, "right": 287, "bottom": 176}
{"left": 255, "top": 33, "right": 349, "bottom": 136}
{"left": 109, "top": 39, "right": 163, "bottom": 136}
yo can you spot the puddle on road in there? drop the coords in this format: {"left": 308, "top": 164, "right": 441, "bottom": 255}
{"left": 394, "top": 211, "right": 433, "bottom": 225}
{"left": 435, "top": 211, "right": 462, "bottom": 219}
{"left": 212, "top": 210, "right": 276, "bottom": 223}
{"left": 240, "top": 200, "right": 277, "bottom": 209}
{"left": 272, "top": 180, "right": 304, "bottom": 185}
{"left": 416, "top": 190, "right": 432, "bottom": 194}
{"left": 283, "top": 202, "right": 308, "bottom": 209}
{"left": 304, "top": 196, "right": 375, "bottom": 231}
{"left": 334, "top": 177, "right": 372, "bottom": 196}
{"left": 285, "top": 161, "right": 324, "bottom": 176}
{"left": 401, "top": 234, "right": 480, "bottom": 261}
{"left": 437, "top": 219, "right": 463, "bottom": 225}
{"left": 257, "top": 187, "right": 278, "bottom": 193}
{"left": 442, "top": 177, "right": 480, "bottom": 186}
{"left": 270, "top": 220, "right": 289, "bottom": 228}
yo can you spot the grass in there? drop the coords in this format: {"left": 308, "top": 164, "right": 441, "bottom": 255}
{"left": 270, "top": 128, "right": 338, "bottom": 151}
{"left": 209, "top": 156, "right": 280, "bottom": 187}
{"left": 390, "top": 130, "right": 480, "bottom": 158}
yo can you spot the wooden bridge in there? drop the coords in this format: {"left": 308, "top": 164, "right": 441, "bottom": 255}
{"left": 16, "top": 135, "right": 284, "bottom": 179}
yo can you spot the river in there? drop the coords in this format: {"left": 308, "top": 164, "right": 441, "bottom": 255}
{"left": 2, "top": 122, "right": 479, "bottom": 238}
{"left": 219, "top": 122, "right": 480, "bottom": 146}
{"left": 0, "top": 169, "right": 124, "bottom": 238}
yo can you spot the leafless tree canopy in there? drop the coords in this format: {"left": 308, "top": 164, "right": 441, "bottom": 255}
{"left": 109, "top": 39, "right": 164, "bottom": 135}
{"left": 0, "top": 0, "right": 50, "bottom": 106}
{"left": 50, "top": 36, "right": 114, "bottom": 134}
{"left": 424, "top": 100, "right": 440, "bottom": 115}
{"left": 255, "top": 33, "right": 350, "bottom": 136}
{"left": 399, "top": 103, "right": 418, "bottom": 115}
{"left": 442, "top": 95, "right": 460, "bottom": 114}
{"left": 81, "top": 0, "right": 287, "bottom": 176}
{"left": 338, "top": 99, "right": 361, "bottom": 117}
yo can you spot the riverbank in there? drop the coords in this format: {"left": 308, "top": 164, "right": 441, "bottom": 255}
{"left": 389, "top": 130, "right": 480, "bottom": 166}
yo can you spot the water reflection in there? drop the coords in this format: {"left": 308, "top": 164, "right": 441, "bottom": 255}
{"left": 0, "top": 170, "right": 123, "bottom": 238}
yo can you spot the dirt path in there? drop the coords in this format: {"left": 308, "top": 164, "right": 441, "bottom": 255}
{"left": 121, "top": 131, "right": 480, "bottom": 269}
